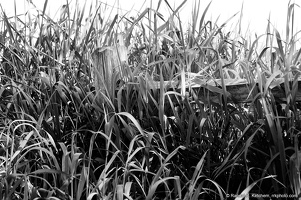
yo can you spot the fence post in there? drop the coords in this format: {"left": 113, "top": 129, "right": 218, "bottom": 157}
{"left": 92, "top": 34, "right": 128, "bottom": 97}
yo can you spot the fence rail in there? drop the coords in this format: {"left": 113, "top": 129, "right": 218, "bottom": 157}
{"left": 149, "top": 78, "right": 301, "bottom": 104}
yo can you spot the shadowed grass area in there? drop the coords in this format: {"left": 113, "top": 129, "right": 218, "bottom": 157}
{"left": 0, "top": 0, "right": 301, "bottom": 199}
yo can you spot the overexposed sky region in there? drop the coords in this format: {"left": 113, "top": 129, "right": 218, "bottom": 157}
{"left": 0, "top": 0, "right": 300, "bottom": 38}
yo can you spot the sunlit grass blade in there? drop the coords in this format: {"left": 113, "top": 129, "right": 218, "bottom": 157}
{"left": 234, "top": 176, "right": 276, "bottom": 200}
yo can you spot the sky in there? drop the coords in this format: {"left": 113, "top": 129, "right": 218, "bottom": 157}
{"left": 0, "top": 0, "right": 300, "bottom": 38}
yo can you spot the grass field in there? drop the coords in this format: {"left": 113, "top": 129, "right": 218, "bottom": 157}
{"left": 0, "top": 0, "right": 301, "bottom": 199}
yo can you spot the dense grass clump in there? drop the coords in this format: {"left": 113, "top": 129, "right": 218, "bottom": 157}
{"left": 0, "top": 0, "right": 301, "bottom": 199}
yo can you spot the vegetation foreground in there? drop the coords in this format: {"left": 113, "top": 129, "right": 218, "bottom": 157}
{"left": 0, "top": 0, "right": 301, "bottom": 199}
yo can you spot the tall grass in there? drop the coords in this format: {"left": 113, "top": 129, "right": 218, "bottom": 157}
{"left": 0, "top": 0, "right": 301, "bottom": 199}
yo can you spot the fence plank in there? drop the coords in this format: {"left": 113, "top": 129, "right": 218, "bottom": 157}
{"left": 149, "top": 78, "right": 301, "bottom": 104}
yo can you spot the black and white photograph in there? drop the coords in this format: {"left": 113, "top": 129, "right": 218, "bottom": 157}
{"left": 0, "top": 0, "right": 300, "bottom": 199}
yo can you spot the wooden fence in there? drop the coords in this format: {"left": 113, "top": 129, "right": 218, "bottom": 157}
{"left": 92, "top": 39, "right": 301, "bottom": 104}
